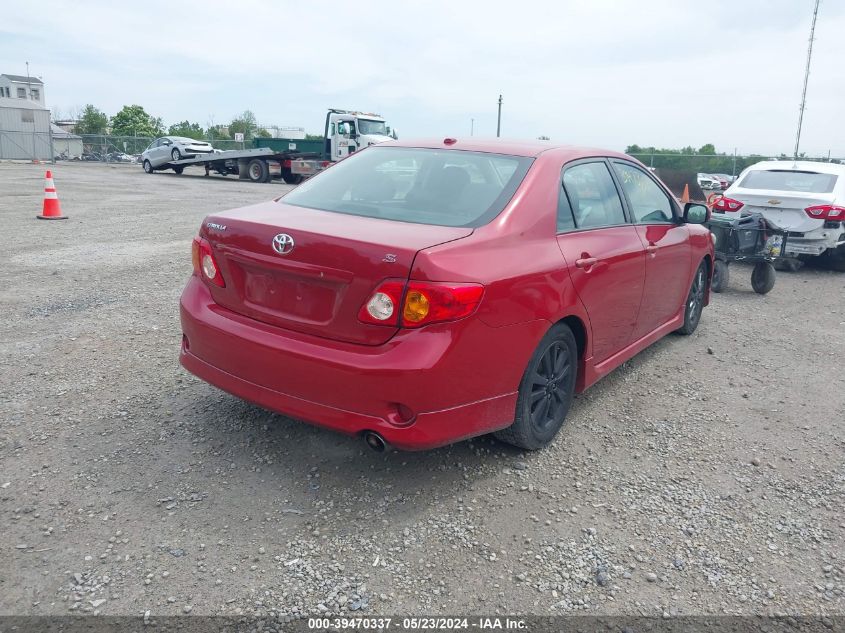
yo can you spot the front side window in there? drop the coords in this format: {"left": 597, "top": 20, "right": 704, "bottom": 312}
{"left": 561, "top": 162, "right": 626, "bottom": 229}
{"left": 17, "top": 87, "right": 26, "bottom": 98}
{"left": 612, "top": 161, "right": 674, "bottom": 224}
{"left": 31, "top": 88, "right": 39, "bottom": 100}
{"left": 282, "top": 146, "right": 533, "bottom": 228}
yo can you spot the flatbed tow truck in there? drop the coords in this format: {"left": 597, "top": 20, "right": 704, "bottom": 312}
{"left": 150, "top": 108, "right": 395, "bottom": 184}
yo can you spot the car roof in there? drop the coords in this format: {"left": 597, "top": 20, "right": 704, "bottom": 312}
{"left": 743, "top": 160, "right": 845, "bottom": 175}
{"left": 384, "top": 137, "right": 631, "bottom": 161}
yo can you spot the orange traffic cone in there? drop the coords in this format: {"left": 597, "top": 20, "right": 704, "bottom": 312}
{"left": 37, "top": 170, "right": 67, "bottom": 220}
{"left": 679, "top": 183, "right": 690, "bottom": 204}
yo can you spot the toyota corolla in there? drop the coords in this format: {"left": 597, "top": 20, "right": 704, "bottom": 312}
{"left": 179, "top": 139, "right": 714, "bottom": 451}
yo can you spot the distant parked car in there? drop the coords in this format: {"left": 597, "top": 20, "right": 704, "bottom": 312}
{"left": 697, "top": 173, "right": 719, "bottom": 189}
{"left": 141, "top": 136, "right": 214, "bottom": 173}
{"left": 712, "top": 173, "right": 735, "bottom": 188}
{"left": 715, "top": 161, "right": 845, "bottom": 270}
{"left": 179, "top": 139, "right": 714, "bottom": 451}
{"left": 710, "top": 174, "right": 729, "bottom": 189}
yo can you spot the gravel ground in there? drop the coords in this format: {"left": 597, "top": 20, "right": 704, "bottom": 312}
{"left": 1, "top": 161, "right": 844, "bottom": 620}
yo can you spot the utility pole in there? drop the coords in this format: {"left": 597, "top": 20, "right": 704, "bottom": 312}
{"left": 470, "top": 118, "right": 474, "bottom": 136}
{"left": 732, "top": 148, "right": 737, "bottom": 178}
{"left": 496, "top": 94, "right": 502, "bottom": 138}
{"left": 794, "top": 0, "right": 820, "bottom": 161}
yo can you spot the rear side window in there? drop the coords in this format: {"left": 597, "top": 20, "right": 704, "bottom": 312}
{"left": 282, "top": 147, "right": 533, "bottom": 228}
{"left": 738, "top": 170, "right": 838, "bottom": 193}
{"left": 561, "top": 162, "right": 626, "bottom": 229}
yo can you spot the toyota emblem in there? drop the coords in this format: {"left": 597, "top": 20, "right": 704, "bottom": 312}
{"left": 271, "top": 233, "right": 295, "bottom": 255}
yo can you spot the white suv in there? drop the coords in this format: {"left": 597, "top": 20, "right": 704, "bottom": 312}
{"left": 714, "top": 161, "right": 845, "bottom": 270}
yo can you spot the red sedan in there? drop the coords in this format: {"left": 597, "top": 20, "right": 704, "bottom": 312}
{"left": 180, "top": 139, "right": 714, "bottom": 451}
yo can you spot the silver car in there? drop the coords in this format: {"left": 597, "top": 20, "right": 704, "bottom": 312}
{"left": 141, "top": 136, "right": 214, "bottom": 173}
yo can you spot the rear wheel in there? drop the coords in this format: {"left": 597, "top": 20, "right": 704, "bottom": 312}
{"left": 711, "top": 260, "right": 729, "bottom": 293}
{"left": 676, "top": 261, "right": 707, "bottom": 335}
{"left": 494, "top": 324, "right": 578, "bottom": 450}
{"left": 751, "top": 261, "right": 776, "bottom": 294}
{"left": 774, "top": 258, "right": 802, "bottom": 272}
{"left": 143, "top": 159, "right": 153, "bottom": 174}
{"left": 172, "top": 165, "right": 184, "bottom": 175}
{"left": 247, "top": 158, "right": 269, "bottom": 183}
{"left": 824, "top": 244, "right": 845, "bottom": 272}
{"left": 282, "top": 170, "right": 304, "bottom": 185}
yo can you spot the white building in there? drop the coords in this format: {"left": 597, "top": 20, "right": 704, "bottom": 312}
{"left": 0, "top": 73, "right": 45, "bottom": 106}
{"left": 0, "top": 97, "right": 52, "bottom": 160}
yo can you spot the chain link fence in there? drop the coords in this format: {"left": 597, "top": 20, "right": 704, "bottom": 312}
{"left": 628, "top": 152, "right": 843, "bottom": 179}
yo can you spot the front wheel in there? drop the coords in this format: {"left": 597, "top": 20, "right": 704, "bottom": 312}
{"left": 751, "top": 261, "right": 776, "bottom": 294}
{"left": 143, "top": 159, "right": 153, "bottom": 174}
{"left": 494, "top": 324, "right": 578, "bottom": 450}
{"left": 676, "top": 261, "right": 707, "bottom": 335}
{"left": 172, "top": 165, "right": 184, "bottom": 175}
{"left": 171, "top": 147, "right": 182, "bottom": 161}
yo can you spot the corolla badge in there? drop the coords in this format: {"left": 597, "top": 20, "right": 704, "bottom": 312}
{"left": 768, "top": 199, "right": 782, "bottom": 205}
{"left": 271, "top": 233, "right": 295, "bottom": 255}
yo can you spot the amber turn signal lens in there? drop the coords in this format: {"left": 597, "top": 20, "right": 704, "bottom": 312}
{"left": 403, "top": 290, "right": 430, "bottom": 323}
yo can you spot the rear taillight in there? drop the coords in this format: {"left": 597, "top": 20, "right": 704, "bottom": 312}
{"left": 805, "top": 204, "right": 845, "bottom": 221}
{"left": 191, "top": 236, "right": 225, "bottom": 287}
{"left": 358, "top": 280, "right": 484, "bottom": 328}
{"left": 712, "top": 197, "right": 744, "bottom": 213}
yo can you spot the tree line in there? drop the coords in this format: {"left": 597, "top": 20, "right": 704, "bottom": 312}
{"left": 66, "top": 104, "right": 271, "bottom": 141}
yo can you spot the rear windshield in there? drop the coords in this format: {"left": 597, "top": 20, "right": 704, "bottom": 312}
{"left": 281, "top": 146, "right": 533, "bottom": 227}
{"left": 738, "top": 170, "right": 837, "bottom": 193}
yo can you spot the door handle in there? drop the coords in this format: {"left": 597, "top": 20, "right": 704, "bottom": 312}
{"left": 575, "top": 257, "right": 598, "bottom": 269}
{"left": 645, "top": 243, "right": 658, "bottom": 255}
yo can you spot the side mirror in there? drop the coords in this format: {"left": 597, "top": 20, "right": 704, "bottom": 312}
{"left": 390, "top": 128, "right": 398, "bottom": 140}
{"left": 684, "top": 202, "right": 710, "bottom": 224}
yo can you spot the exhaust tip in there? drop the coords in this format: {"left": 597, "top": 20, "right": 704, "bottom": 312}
{"left": 364, "top": 431, "right": 387, "bottom": 453}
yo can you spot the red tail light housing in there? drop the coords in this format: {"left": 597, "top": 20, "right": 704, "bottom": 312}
{"left": 805, "top": 204, "right": 845, "bottom": 221}
{"left": 191, "top": 236, "right": 225, "bottom": 287}
{"left": 712, "top": 197, "right": 744, "bottom": 213}
{"left": 359, "top": 280, "right": 484, "bottom": 328}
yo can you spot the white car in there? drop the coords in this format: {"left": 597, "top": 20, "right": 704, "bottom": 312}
{"left": 714, "top": 161, "right": 845, "bottom": 270}
{"left": 141, "top": 136, "right": 214, "bottom": 173}
{"left": 697, "top": 173, "right": 719, "bottom": 189}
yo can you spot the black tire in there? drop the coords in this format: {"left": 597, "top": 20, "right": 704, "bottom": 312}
{"left": 824, "top": 245, "right": 845, "bottom": 272}
{"left": 171, "top": 147, "right": 182, "bottom": 161}
{"left": 676, "top": 261, "right": 707, "bottom": 335}
{"left": 172, "top": 165, "right": 184, "bottom": 175}
{"left": 494, "top": 324, "right": 578, "bottom": 450}
{"left": 711, "top": 260, "right": 729, "bottom": 293}
{"left": 247, "top": 158, "right": 270, "bottom": 183}
{"left": 143, "top": 159, "right": 154, "bottom": 174}
{"left": 751, "top": 261, "right": 776, "bottom": 294}
{"left": 282, "top": 171, "right": 304, "bottom": 185}
{"left": 773, "top": 258, "right": 802, "bottom": 272}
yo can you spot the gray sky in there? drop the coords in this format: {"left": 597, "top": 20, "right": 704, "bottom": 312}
{"left": 2, "top": 0, "right": 843, "bottom": 156}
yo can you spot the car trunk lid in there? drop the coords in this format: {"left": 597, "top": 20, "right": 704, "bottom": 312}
{"left": 728, "top": 189, "right": 837, "bottom": 232}
{"left": 200, "top": 200, "right": 473, "bottom": 345}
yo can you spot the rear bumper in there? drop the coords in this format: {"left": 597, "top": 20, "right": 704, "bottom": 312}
{"left": 179, "top": 276, "right": 544, "bottom": 449}
{"left": 784, "top": 227, "right": 845, "bottom": 256}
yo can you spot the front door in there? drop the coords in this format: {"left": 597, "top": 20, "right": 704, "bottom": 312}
{"left": 556, "top": 160, "right": 646, "bottom": 363}
{"left": 610, "top": 160, "right": 692, "bottom": 337}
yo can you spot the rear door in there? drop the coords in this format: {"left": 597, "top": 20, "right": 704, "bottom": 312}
{"left": 555, "top": 160, "right": 645, "bottom": 363}
{"left": 611, "top": 160, "right": 691, "bottom": 338}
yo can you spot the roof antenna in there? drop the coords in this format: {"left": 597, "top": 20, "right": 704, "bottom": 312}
{"left": 793, "top": 0, "right": 820, "bottom": 165}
